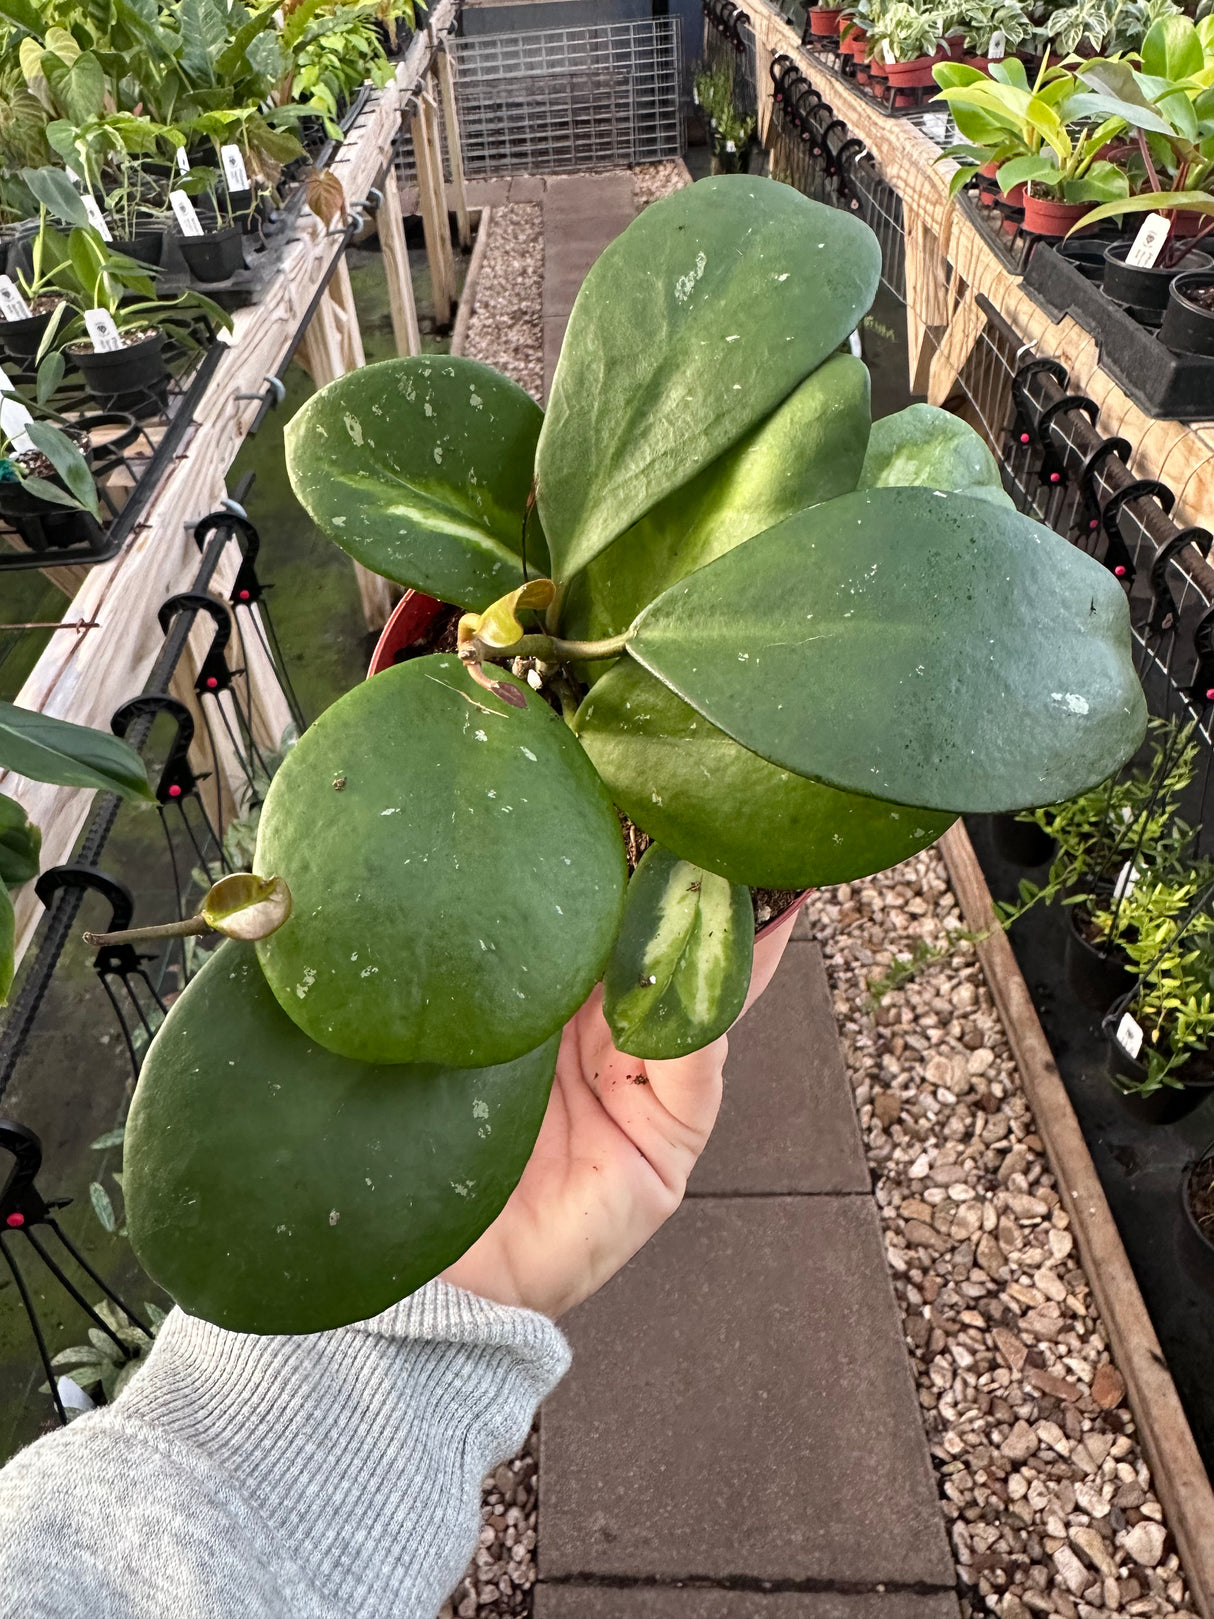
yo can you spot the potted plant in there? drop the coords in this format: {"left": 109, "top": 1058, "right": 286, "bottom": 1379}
{"left": 0, "top": 413, "right": 104, "bottom": 553}
{"left": 869, "top": 2, "right": 956, "bottom": 88}
{"left": 1161, "top": 268, "right": 1214, "bottom": 354}
{"left": 693, "top": 60, "right": 758, "bottom": 173}
{"left": 102, "top": 179, "right": 1147, "bottom": 1338}
{"left": 38, "top": 224, "right": 231, "bottom": 415}
{"left": 807, "top": 1, "right": 849, "bottom": 37}
{"left": 957, "top": 0, "right": 1037, "bottom": 69}
{"left": 933, "top": 57, "right": 1130, "bottom": 232}
{"left": 1181, "top": 1141, "right": 1214, "bottom": 1281}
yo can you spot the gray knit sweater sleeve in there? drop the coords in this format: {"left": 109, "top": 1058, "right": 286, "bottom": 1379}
{"left": 0, "top": 1280, "right": 571, "bottom": 1619}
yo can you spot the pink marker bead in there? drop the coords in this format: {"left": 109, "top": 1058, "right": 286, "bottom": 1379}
{"left": 1049, "top": 472, "right": 1061, "bottom": 484}
{"left": 168, "top": 784, "right": 182, "bottom": 799}
{"left": 1020, "top": 432, "right": 1030, "bottom": 444}
{"left": 206, "top": 676, "right": 218, "bottom": 689}
{"left": 1114, "top": 565, "right": 1126, "bottom": 577}
{"left": 6, "top": 1212, "right": 24, "bottom": 1228}
{"left": 239, "top": 589, "right": 250, "bottom": 600}
{"left": 1206, "top": 688, "right": 1214, "bottom": 702}
{"left": 1090, "top": 519, "right": 1099, "bottom": 529}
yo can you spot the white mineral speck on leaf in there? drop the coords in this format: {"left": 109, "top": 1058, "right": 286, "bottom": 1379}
{"left": 295, "top": 967, "right": 316, "bottom": 999}
{"left": 328, "top": 1210, "right": 340, "bottom": 1226}
{"left": 342, "top": 414, "right": 363, "bottom": 445}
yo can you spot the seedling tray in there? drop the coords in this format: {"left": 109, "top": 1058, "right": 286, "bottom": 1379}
{"left": 1024, "top": 243, "right": 1214, "bottom": 423}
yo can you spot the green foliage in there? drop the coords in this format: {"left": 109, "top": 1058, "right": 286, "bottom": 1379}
{"left": 0, "top": 699, "right": 152, "bottom": 801}
{"left": 124, "top": 176, "right": 1147, "bottom": 1335}
{"left": 602, "top": 843, "right": 753, "bottom": 1059}
{"left": 43, "top": 1298, "right": 165, "bottom": 1412}
{"left": 693, "top": 58, "right": 756, "bottom": 171}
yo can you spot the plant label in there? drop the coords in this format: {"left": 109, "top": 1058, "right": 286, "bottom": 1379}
{"left": 0, "top": 276, "right": 31, "bottom": 320}
{"left": 0, "top": 366, "right": 35, "bottom": 455}
{"left": 1126, "top": 212, "right": 1170, "bottom": 269}
{"left": 724, "top": 139, "right": 737, "bottom": 153}
{"left": 84, "top": 308, "right": 123, "bottom": 354}
{"left": 1113, "top": 860, "right": 1139, "bottom": 899}
{"left": 882, "top": 40, "right": 895, "bottom": 62}
{"left": 221, "top": 144, "right": 250, "bottom": 194}
{"left": 170, "top": 190, "right": 204, "bottom": 238}
{"left": 176, "top": 147, "right": 191, "bottom": 176}
{"left": 81, "top": 195, "right": 113, "bottom": 242}
{"left": 988, "top": 29, "right": 1006, "bottom": 57}
{"left": 1115, "top": 1011, "right": 1143, "bottom": 1060}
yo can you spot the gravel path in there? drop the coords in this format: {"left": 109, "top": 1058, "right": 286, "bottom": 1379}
{"left": 799, "top": 851, "right": 1196, "bottom": 1619}
{"left": 464, "top": 202, "right": 544, "bottom": 402}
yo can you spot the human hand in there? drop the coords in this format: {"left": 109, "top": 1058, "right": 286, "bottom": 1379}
{"left": 442, "top": 901, "right": 803, "bottom": 1318}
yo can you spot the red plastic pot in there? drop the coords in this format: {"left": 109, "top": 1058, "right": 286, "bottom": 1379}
{"left": 841, "top": 24, "right": 867, "bottom": 54}
{"left": 886, "top": 49, "right": 948, "bottom": 86}
{"left": 808, "top": 6, "right": 845, "bottom": 34}
{"left": 966, "top": 54, "right": 998, "bottom": 72}
{"left": 869, "top": 56, "right": 888, "bottom": 78}
{"left": 1021, "top": 192, "right": 1090, "bottom": 237}
{"left": 367, "top": 590, "right": 811, "bottom": 1014}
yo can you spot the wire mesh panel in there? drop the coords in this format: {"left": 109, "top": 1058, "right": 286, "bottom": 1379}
{"left": 450, "top": 19, "right": 683, "bottom": 175}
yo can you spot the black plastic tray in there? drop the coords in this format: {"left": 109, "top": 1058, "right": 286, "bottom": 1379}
{"left": 1024, "top": 242, "right": 1214, "bottom": 423}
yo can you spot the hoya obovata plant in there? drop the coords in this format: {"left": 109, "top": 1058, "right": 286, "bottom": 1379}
{"left": 121, "top": 178, "right": 1145, "bottom": 1334}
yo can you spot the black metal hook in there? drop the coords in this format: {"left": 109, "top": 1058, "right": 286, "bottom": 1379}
{"left": 1075, "top": 436, "right": 1133, "bottom": 539}
{"left": 158, "top": 593, "right": 235, "bottom": 697}
{"left": 111, "top": 695, "right": 197, "bottom": 805}
{"left": 1148, "top": 529, "right": 1211, "bottom": 636}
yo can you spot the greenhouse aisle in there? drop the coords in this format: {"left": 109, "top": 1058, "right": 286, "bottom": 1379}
{"left": 534, "top": 919, "right": 960, "bottom": 1618}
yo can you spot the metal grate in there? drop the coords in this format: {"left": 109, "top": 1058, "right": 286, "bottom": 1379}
{"left": 448, "top": 18, "right": 684, "bottom": 175}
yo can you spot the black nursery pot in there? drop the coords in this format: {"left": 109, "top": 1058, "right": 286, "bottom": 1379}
{"left": 178, "top": 223, "right": 244, "bottom": 283}
{"left": 0, "top": 440, "right": 104, "bottom": 555}
{"left": 1065, "top": 909, "right": 1132, "bottom": 1012}
{"left": 0, "top": 304, "right": 57, "bottom": 362}
{"left": 990, "top": 813, "right": 1054, "bottom": 866}
{"left": 1161, "top": 270, "right": 1214, "bottom": 357}
{"left": 1103, "top": 240, "right": 1213, "bottom": 326}
{"left": 1058, "top": 237, "right": 1109, "bottom": 282}
{"left": 1181, "top": 1145, "right": 1214, "bottom": 1284}
{"left": 1103, "top": 1018, "right": 1214, "bottom": 1123}
{"left": 111, "top": 226, "right": 165, "bottom": 268}
{"left": 71, "top": 331, "right": 168, "bottom": 417}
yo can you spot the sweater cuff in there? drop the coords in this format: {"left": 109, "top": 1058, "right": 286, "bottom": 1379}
{"left": 108, "top": 1281, "right": 569, "bottom": 1615}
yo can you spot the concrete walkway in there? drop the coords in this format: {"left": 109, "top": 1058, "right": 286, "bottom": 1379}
{"left": 534, "top": 922, "right": 959, "bottom": 1617}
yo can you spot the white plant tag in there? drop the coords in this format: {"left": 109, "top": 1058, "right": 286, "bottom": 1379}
{"left": 882, "top": 40, "right": 895, "bottom": 61}
{"left": 81, "top": 194, "right": 113, "bottom": 241}
{"left": 170, "top": 189, "right": 204, "bottom": 237}
{"left": 724, "top": 138, "right": 737, "bottom": 153}
{"left": 84, "top": 307, "right": 123, "bottom": 353}
{"left": 0, "top": 275, "right": 31, "bottom": 320}
{"left": 176, "top": 146, "right": 191, "bottom": 175}
{"left": 1113, "top": 861, "right": 1139, "bottom": 900}
{"left": 66, "top": 165, "right": 85, "bottom": 188}
{"left": 0, "top": 365, "right": 35, "bottom": 454}
{"left": 220, "top": 144, "right": 250, "bottom": 193}
{"left": 1126, "top": 211, "right": 1170, "bottom": 269}
{"left": 848, "top": 328, "right": 864, "bottom": 357}
{"left": 1116, "top": 1011, "right": 1144, "bottom": 1060}
{"left": 988, "top": 29, "right": 1006, "bottom": 57}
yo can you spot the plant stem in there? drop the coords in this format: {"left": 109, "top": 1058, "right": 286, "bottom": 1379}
{"left": 467, "top": 629, "right": 630, "bottom": 665}
{"left": 83, "top": 915, "right": 212, "bottom": 948}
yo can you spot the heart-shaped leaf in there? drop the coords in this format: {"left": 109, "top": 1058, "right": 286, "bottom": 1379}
{"left": 255, "top": 654, "right": 626, "bottom": 1067}
{"left": 125, "top": 940, "right": 557, "bottom": 1334}
{"left": 603, "top": 843, "right": 753, "bottom": 1060}
{"left": 575, "top": 660, "right": 954, "bottom": 887}
{"left": 860, "top": 404, "right": 1011, "bottom": 507}
{"left": 628, "top": 488, "right": 1147, "bottom": 813}
{"left": 536, "top": 176, "right": 881, "bottom": 584}
{"left": 285, "top": 357, "right": 549, "bottom": 612}
{"left": 560, "top": 354, "right": 871, "bottom": 660}
{"left": 0, "top": 701, "right": 153, "bottom": 801}
{"left": 0, "top": 791, "right": 41, "bottom": 888}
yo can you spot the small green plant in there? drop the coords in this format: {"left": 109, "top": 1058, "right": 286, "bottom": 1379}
{"left": 43, "top": 1299, "right": 166, "bottom": 1414}
{"left": 694, "top": 59, "right": 757, "bottom": 172}
{"left": 116, "top": 178, "right": 1146, "bottom": 1340}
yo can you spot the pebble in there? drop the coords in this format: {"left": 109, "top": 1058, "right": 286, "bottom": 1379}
{"left": 796, "top": 850, "right": 1194, "bottom": 1619}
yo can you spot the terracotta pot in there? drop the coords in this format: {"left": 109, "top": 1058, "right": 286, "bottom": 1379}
{"left": 945, "top": 32, "right": 966, "bottom": 56}
{"left": 368, "top": 589, "right": 812, "bottom": 1024}
{"left": 966, "top": 54, "right": 998, "bottom": 72}
{"left": 842, "top": 24, "right": 866, "bottom": 54}
{"left": 869, "top": 56, "right": 888, "bottom": 77}
{"left": 886, "top": 49, "right": 948, "bottom": 87}
{"left": 808, "top": 6, "right": 844, "bottom": 34}
{"left": 1021, "top": 192, "right": 1090, "bottom": 237}
{"left": 1169, "top": 210, "right": 1214, "bottom": 239}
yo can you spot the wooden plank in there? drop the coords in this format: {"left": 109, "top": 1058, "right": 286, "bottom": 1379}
{"left": 450, "top": 206, "right": 492, "bottom": 358}
{"left": 411, "top": 92, "right": 453, "bottom": 328}
{"left": 436, "top": 42, "right": 472, "bottom": 251}
{"left": 939, "top": 821, "right": 1214, "bottom": 1619}
{"left": 380, "top": 168, "right": 422, "bottom": 356}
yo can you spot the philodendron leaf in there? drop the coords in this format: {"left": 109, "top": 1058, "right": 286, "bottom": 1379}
{"left": 575, "top": 660, "right": 954, "bottom": 888}
{"left": 0, "top": 792, "right": 41, "bottom": 888}
{"left": 284, "top": 357, "right": 549, "bottom": 612}
{"left": 629, "top": 488, "right": 1146, "bottom": 814}
{"left": 0, "top": 702, "right": 153, "bottom": 801}
{"left": 125, "top": 940, "right": 558, "bottom": 1334}
{"left": 201, "top": 873, "right": 292, "bottom": 940}
{"left": 537, "top": 176, "right": 881, "bottom": 584}
{"left": 0, "top": 885, "right": 13, "bottom": 1006}
{"left": 255, "top": 654, "right": 626, "bottom": 1068}
{"left": 561, "top": 354, "right": 872, "bottom": 661}
{"left": 860, "top": 404, "right": 1012, "bottom": 508}
{"left": 603, "top": 843, "right": 753, "bottom": 1060}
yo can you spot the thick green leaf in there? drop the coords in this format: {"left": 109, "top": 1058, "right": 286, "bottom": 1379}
{"left": 43, "top": 50, "right": 106, "bottom": 126}
{"left": 125, "top": 941, "right": 557, "bottom": 1334}
{"left": 255, "top": 654, "right": 626, "bottom": 1067}
{"left": 860, "top": 404, "right": 1012, "bottom": 507}
{"left": 20, "top": 164, "right": 90, "bottom": 228}
{"left": 284, "top": 357, "right": 548, "bottom": 612}
{"left": 0, "top": 792, "right": 41, "bottom": 888}
{"left": 1074, "top": 190, "right": 1214, "bottom": 231}
{"left": 24, "top": 422, "right": 99, "bottom": 517}
{"left": 628, "top": 488, "right": 1146, "bottom": 814}
{"left": 0, "top": 886, "right": 12, "bottom": 1006}
{"left": 536, "top": 176, "right": 881, "bottom": 584}
{"left": 0, "top": 702, "right": 153, "bottom": 801}
{"left": 575, "top": 660, "right": 953, "bottom": 887}
{"left": 603, "top": 843, "right": 753, "bottom": 1059}
{"left": 561, "top": 354, "right": 871, "bottom": 658}
{"left": 1142, "top": 14, "right": 1204, "bottom": 81}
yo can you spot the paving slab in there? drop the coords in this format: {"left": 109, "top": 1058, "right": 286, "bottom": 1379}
{"left": 535, "top": 1588, "right": 960, "bottom": 1619}
{"left": 688, "top": 943, "right": 869, "bottom": 1195}
{"left": 538, "top": 1196, "right": 954, "bottom": 1590}
{"left": 509, "top": 175, "right": 547, "bottom": 202}
{"left": 541, "top": 172, "right": 637, "bottom": 396}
